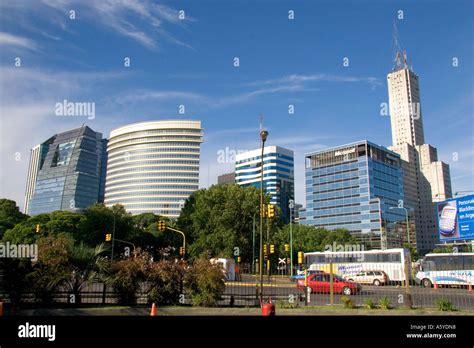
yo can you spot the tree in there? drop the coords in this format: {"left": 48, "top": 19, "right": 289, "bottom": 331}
{"left": 46, "top": 210, "right": 85, "bottom": 239}
{"left": 0, "top": 199, "right": 27, "bottom": 239}
{"left": 274, "top": 225, "right": 356, "bottom": 261}
{"left": 2, "top": 214, "right": 51, "bottom": 244}
{"left": 177, "top": 184, "right": 264, "bottom": 260}
{"left": 27, "top": 234, "right": 72, "bottom": 304}
{"left": 62, "top": 242, "right": 108, "bottom": 304}
{"left": 77, "top": 203, "right": 133, "bottom": 247}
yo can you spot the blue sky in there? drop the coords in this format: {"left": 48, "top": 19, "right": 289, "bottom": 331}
{"left": 0, "top": 0, "right": 472, "bottom": 211}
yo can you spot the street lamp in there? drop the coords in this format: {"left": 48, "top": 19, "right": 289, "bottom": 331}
{"left": 259, "top": 129, "right": 268, "bottom": 299}
{"left": 289, "top": 199, "right": 294, "bottom": 277}
{"left": 389, "top": 206, "right": 410, "bottom": 245}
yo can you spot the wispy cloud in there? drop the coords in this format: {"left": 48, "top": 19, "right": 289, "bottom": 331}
{"left": 0, "top": 32, "right": 38, "bottom": 51}
{"left": 246, "top": 73, "right": 381, "bottom": 88}
{"left": 0, "top": 0, "right": 193, "bottom": 50}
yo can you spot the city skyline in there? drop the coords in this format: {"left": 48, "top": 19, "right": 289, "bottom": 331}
{"left": 0, "top": 0, "right": 472, "bottom": 212}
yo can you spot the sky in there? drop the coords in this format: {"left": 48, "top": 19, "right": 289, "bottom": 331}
{"left": 0, "top": 0, "right": 473, "bottom": 212}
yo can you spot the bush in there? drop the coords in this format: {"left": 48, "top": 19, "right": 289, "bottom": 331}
{"left": 436, "top": 298, "right": 456, "bottom": 312}
{"left": 147, "top": 260, "right": 185, "bottom": 305}
{"left": 365, "top": 299, "right": 375, "bottom": 310}
{"left": 0, "top": 259, "right": 33, "bottom": 306}
{"left": 340, "top": 295, "right": 355, "bottom": 309}
{"left": 110, "top": 249, "right": 150, "bottom": 305}
{"left": 184, "top": 257, "right": 225, "bottom": 306}
{"left": 379, "top": 296, "right": 391, "bottom": 310}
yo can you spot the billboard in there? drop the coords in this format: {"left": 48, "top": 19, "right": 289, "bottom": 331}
{"left": 437, "top": 194, "right": 474, "bottom": 241}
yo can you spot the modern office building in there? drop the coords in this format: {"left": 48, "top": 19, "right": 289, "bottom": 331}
{"left": 301, "top": 140, "right": 409, "bottom": 249}
{"left": 26, "top": 126, "right": 107, "bottom": 215}
{"left": 235, "top": 146, "right": 294, "bottom": 223}
{"left": 217, "top": 172, "right": 235, "bottom": 185}
{"left": 387, "top": 51, "right": 452, "bottom": 252}
{"left": 104, "top": 120, "right": 203, "bottom": 218}
{"left": 24, "top": 143, "right": 49, "bottom": 213}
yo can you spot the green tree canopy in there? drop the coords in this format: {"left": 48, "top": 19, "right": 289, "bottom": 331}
{"left": 177, "top": 184, "right": 267, "bottom": 260}
{"left": 0, "top": 199, "right": 28, "bottom": 239}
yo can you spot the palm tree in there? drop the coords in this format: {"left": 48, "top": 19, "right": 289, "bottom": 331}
{"left": 61, "top": 242, "right": 108, "bottom": 304}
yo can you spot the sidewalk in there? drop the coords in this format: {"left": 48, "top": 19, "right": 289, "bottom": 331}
{"left": 9, "top": 305, "right": 474, "bottom": 316}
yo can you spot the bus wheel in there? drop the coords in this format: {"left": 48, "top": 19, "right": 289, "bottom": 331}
{"left": 422, "top": 279, "right": 432, "bottom": 288}
{"left": 342, "top": 287, "right": 352, "bottom": 296}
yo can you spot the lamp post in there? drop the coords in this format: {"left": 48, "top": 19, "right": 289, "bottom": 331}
{"left": 389, "top": 206, "right": 410, "bottom": 245}
{"left": 111, "top": 211, "right": 116, "bottom": 261}
{"left": 259, "top": 129, "right": 268, "bottom": 299}
{"left": 289, "top": 199, "right": 294, "bottom": 277}
{"left": 252, "top": 213, "right": 256, "bottom": 274}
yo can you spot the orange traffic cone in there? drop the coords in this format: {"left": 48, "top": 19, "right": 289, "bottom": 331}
{"left": 468, "top": 283, "right": 472, "bottom": 293}
{"left": 433, "top": 281, "right": 438, "bottom": 290}
{"left": 150, "top": 303, "right": 157, "bottom": 316}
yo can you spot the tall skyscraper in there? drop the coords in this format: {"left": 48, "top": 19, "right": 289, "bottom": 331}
{"left": 104, "top": 120, "right": 203, "bottom": 218}
{"left": 235, "top": 146, "right": 294, "bottom": 223}
{"left": 301, "top": 140, "right": 408, "bottom": 249}
{"left": 387, "top": 51, "right": 452, "bottom": 253}
{"left": 27, "top": 126, "right": 107, "bottom": 215}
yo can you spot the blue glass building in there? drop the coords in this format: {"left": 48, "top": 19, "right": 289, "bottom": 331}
{"left": 301, "top": 140, "right": 409, "bottom": 249}
{"left": 27, "top": 126, "right": 107, "bottom": 215}
{"left": 235, "top": 146, "right": 294, "bottom": 223}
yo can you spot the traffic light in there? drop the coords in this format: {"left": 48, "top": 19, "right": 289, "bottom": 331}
{"left": 105, "top": 233, "right": 112, "bottom": 242}
{"left": 179, "top": 246, "right": 185, "bottom": 256}
{"left": 237, "top": 256, "right": 241, "bottom": 263}
{"left": 298, "top": 251, "right": 304, "bottom": 264}
{"left": 260, "top": 204, "right": 267, "bottom": 217}
{"left": 35, "top": 224, "right": 40, "bottom": 233}
{"left": 263, "top": 244, "right": 267, "bottom": 255}
{"left": 157, "top": 220, "right": 166, "bottom": 232}
{"left": 270, "top": 244, "right": 275, "bottom": 254}
{"left": 284, "top": 244, "right": 290, "bottom": 252}
{"left": 267, "top": 204, "right": 275, "bottom": 218}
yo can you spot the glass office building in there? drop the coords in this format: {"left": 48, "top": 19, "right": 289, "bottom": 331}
{"left": 235, "top": 146, "right": 294, "bottom": 223}
{"left": 301, "top": 140, "right": 409, "bottom": 249}
{"left": 27, "top": 126, "right": 107, "bottom": 215}
{"left": 104, "top": 120, "right": 203, "bottom": 218}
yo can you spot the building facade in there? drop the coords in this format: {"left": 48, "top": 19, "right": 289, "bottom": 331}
{"left": 27, "top": 126, "right": 107, "bottom": 215}
{"left": 217, "top": 172, "right": 235, "bottom": 185}
{"left": 387, "top": 52, "right": 452, "bottom": 252}
{"left": 104, "top": 120, "right": 203, "bottom": 218}
{"left": 235, "top": 146, "right": 294, "bottom": 223}
{"left": 301, "top": 140, "right": 408, "bottom": 250}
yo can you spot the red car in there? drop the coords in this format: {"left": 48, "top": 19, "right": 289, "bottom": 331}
{"left": 296, "top": 273, "right": 361, "bottom": 295}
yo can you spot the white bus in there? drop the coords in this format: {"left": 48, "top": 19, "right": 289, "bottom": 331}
{"left": 415, "top": 253, "right": 474, "bottom": 288}
{"left": 304, "top": 248, "right": 411, "bottom": 283}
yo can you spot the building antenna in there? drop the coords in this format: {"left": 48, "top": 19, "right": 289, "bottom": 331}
{"left": 392, "top": 21, "right": 402, "bottom": 71}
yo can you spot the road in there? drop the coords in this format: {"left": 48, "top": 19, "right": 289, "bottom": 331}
{"left": 223, "top": 274, "right": 474, "bottom": 310}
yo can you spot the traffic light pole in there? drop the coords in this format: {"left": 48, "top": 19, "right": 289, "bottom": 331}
{"left": 166, "top": 226, "right": 186, "bottom": 258}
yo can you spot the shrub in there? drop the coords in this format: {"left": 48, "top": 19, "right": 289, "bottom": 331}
{"left": 184, "top": 257, "right": 225, "bottom": 306}
{"left": 27, "top": 235, "right": 71, "bottom": 304}
{"left": 341, "top": 295, "right": 355, "bottom": 309}
{"left": 110, "top": 249, "right": 150, "bottom": 305}
{"left": 365, "top": 299, "right": 375, "bottom": 310}
{"left": 147, "top": 260, "right": 185, "bottom": 305}
{"left": 436, "top": 298, "right": 456, "bottom": 312}
{"left": 0, "top": 259, "right": 33, "bottom": 306}
{"left": 379, "top": 296, "right": 391, "bottom": 310}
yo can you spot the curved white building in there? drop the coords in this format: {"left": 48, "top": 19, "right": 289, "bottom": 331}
{"left": 104, "top": 120, "right": 203, "bottom": 217}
